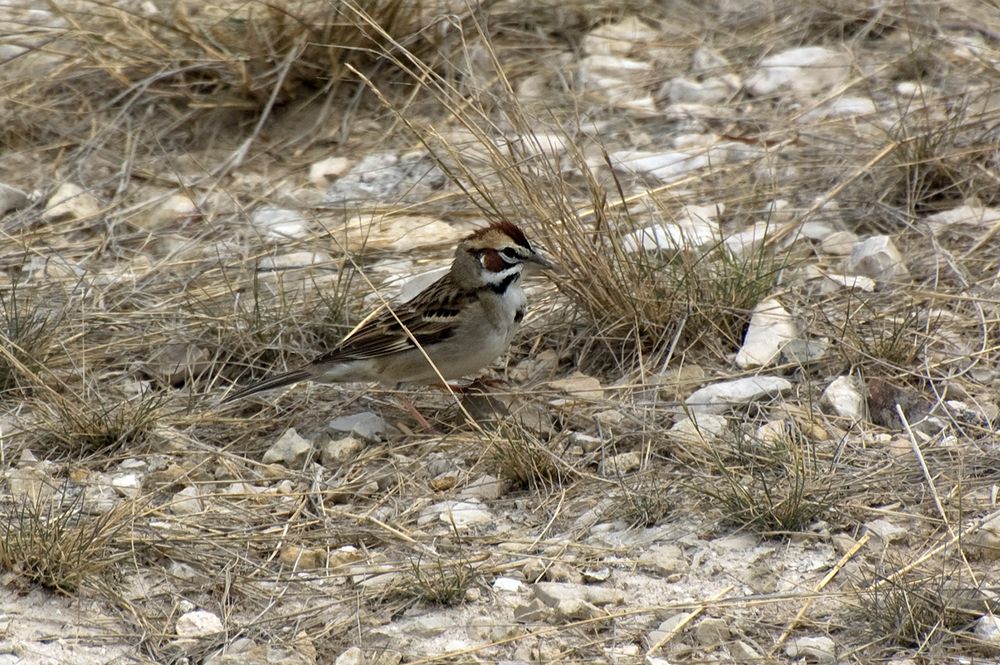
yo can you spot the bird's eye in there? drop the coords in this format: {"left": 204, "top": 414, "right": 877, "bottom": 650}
{"left": 499, "top": 247, "right": 520, "bottom": 262}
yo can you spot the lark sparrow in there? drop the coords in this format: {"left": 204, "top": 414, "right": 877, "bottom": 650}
{"left": 222, "top": 221, "right": 553, "bottom": 418}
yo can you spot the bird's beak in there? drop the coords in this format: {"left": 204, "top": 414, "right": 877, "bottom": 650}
{"left": 528, "top": 249, "right": 557, "bottom": 271}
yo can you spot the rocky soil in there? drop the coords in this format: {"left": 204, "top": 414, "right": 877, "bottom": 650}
{"left": 2, "top": 1, "right": 1000, "bottom": 664}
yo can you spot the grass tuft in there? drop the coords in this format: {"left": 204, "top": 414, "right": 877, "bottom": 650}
{"left": 34, "top": 388, "right": 163, "bottom": 458}
{"left": 694, "top": 418, "right": 836, "bottom": 534}
{"left": 403, "top": 554, "right": 478, "bottom": 607}
{"left": 0, "top": 483, "right": 135, "bottom": 594}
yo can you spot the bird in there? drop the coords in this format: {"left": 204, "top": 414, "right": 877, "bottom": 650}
{"left": 222, "top": 221, "right": 554, "bottom": 427}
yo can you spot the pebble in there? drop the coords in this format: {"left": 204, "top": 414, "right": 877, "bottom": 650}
{"left": 548, "top": 372, "right": 605, "bottom": 402}
{"left": 577, "top": 55, "right": 656, "bottom": 113}
{"left": 111, "top": 473, "right": 141, "bottom": 497}
{"left": 433, "top": 500, "right": 494, "bottom": 529}
{"left": 176, "top": 610, "right": 223, "bottom": 637}
{"left": 608, "top": 148, "right": 718, "bottom": 184}
{"left": 599, "top": 451, "right": 642, "bottom": 476}
{"left": 309, "top": 156, "right": 352, "bottom": 186}
{"left": 669, "top": 413, "right": 728, "bottom": 445}
{"left": 335, "top": 646, "right": 364, "bottom": 665}
{"left": 925, "top": 202, "right": 1000, "bottom": 235}
{"left": 662, "top": 76, "right": 733, "bottom": 104}
{"left": 638, "top": 544, "right": 686, "bottom": 575}
{"left": 967, "top": 513, "right": 1000, "bottom": 558}
{"left": 785, "top": 635, "right": 837, "bottom": 663}
{"left": 325, "top": 152, "right": 444, "bottom": 205}
{"left": 262, "top": 428, "right": 313, "bottom": 467}
{"left": 747, "top": 47, "right": 851, "bottom": 98}
{"left": 623, "top": 205, "right": 721, "bottom": 251}
{"left": 802, "top": 95, "right": 877, "bottom": 120}
{"left": 646, "top": 613, "right": 688, "bottom": 646}
{"left": 974, "top": 614, "right": 1000, "bottom": 651}
{"left": 533, "top": 581, "right": 624, "bottom": 608}
{"left": 685, "top": 376, "right": 793, "bottom": 414}
{"left": 581, "top": 15, "right": 660, "bottom": 57}
{"left": 320, "top": 436, "right": 363, "bottom": 466}
{"left": 279, "top": 544, "right": 326, "bottom": 570}
{"left": 0, "top": 182, "right": 28, "bottom": 215}
{"left": 821, "top": 376, "right": 865, "bottom": 421}
{"left": 328, "top": 412, "right": 385, "bottom": 442}
{"left": 459, "top": 474, "right": 507, "bottom": 500}
{"left": 250, "top": 206, "right": 309, "bottom": 240}
{"left": 864, "top": 517, "right": 909, "bottom": 545}
{"left": 43, "top": 182, "right": 100, "bottom": 221}
{"left": 780, "top": 338, "right": 830, "bottom": 364}
{"left": 820, "top": 229, "right": 858, "bottom": 255}
{"left": 734, "top": 298, "right": 799, "bottom": 369}
{"left": 493, "top": 576, "right": 523, "bottom": 593}
{"left": 694, "top": 617, "right": 731, "bottom": 645}
{"left": 137, "top": 192, "right": 198, "bottom": 231}
{"left": 168, "top": 486, "right": 204, "bottom": 515}
{"left": 847, "top": 235, "right": 910, "bottom": 285}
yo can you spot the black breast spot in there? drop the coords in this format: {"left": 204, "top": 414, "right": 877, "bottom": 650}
{"left": 514, "top": 308, "right": 525, "bottom": 324}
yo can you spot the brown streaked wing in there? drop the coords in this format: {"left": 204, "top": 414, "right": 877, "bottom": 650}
{"left": 311, "top": 273, "right": 476, "bottom": 363}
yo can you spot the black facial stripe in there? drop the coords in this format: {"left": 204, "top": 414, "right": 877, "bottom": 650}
{"left": 483, "top": 272, "right": 519, "bottom": 295}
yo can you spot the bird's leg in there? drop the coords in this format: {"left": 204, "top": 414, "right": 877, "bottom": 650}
{"left": 396, "top": 395, "right": 438, "bottom": 433}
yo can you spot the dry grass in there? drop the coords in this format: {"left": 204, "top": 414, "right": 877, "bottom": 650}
{"left": 2, "top": 0, "right": 1000, "bottom": 662}
{"left": 0, "top": 483, "right": 137, "bottom": 593}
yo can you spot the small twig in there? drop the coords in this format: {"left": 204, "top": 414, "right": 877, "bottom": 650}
{"left": 645, "top": 585, "right": 734, "bottom": 656}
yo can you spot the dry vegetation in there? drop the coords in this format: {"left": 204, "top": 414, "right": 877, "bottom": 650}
{"left": 2, "top": 0, "right": 1000, "bottom": 663}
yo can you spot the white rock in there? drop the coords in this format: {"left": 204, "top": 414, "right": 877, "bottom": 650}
{"left": 139, "top": 193, "right": 198, "bottom": 231}
{"left": 623, "top": 203, "right": 722, "bottom": 252}
{"left": 334, "top": 646, "right": 364, "bottom": 665}
{"left": 735, "top": 298, "right": 799, "bottom": 369}
{"left": 168, "top": 486, "right": 204, "bottom": 515}
{"left": 176, "top": 610, "right": 223, "bottom": 637}
{"left": 548, "top": 372, "right": 605, "bottom": 401}
{"left": 320, "top": 436, "right": 363, "bottom": 465}
{"left": 685, "top": 376, "right": 793, "bottom": 414}
{"left": 925, "top": 203, "right": 1000, "bottom": 235}
{"left": 638, "top": 544, "right": 686, "bottom": 575}
{"left": 608, "top": 148, "right": 718, "bottom": 183}
{"left": 599, "top": 451, "right": 642, "bottom": 476}
{"left": 262, "top": 428, "right": 313, "bottom": 467}
{"left": 747, "top": 47, "right": 851, "bottom": 98}
{"left": 258, "top": 251, "right": 331, "bottom": 271}
{"left": 663, "top": 76, "right": 733, "bottom": 104}
{"left": 669, "top": 413, "right": 728, "bottom": 443}
{"left": 802, "top": 95, "right": 877, "bottom": 120}
{"left": 577, "top": 55, "right": 657, "bottom": 113}
{"left": 847, "top": 235, "right": 910, "bottom": 284}
{"left": 0, "top": 182, "right": 28, "bottom": 215}
{"left": 437, "top": 501, "right": 493, "bottom": 529}
{"left": 820, "top": 230, "right": 858, "bottom": 255}
{"left": 43, "top": 182, "right": 100, "bottom": 220}
{"left": 309, "top": 156, "right": 352, "bottom": 186}
{"left": 111, "top": 473, "right": 141, "bottom": 497}
{"left": 493, "top": 576, "right": 523, "bottom": 593}
{"left": 865, "top": 518, "right": 909, "bottom": 544}
{"left": 328, "top": 412, "right": 385, "bottom": 442}
{"left": 581, "top": 15, "right": 660, "bottom": 57}
{"left": 724, "top": 221, "right": 787, "bottom": 256}
{"left": 251, "top": 206, "right": 309, "bottom": 239}
{"left": 821, "top": 376, "right": 864, "bottom": 421}
{"left": 975, "top": 614, "right": 1000, "bottom": 648}
{"left": 785, "top": 635, "right": 837, "bottom": 663}
{"left": 533, "top": 582, "right": 624, "bottom": 608}
{"left": 823, "top": 273, "right": 876, "bottom": 292}
{"left": 459, "top": 474, "right": 507, "bottom": 500}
